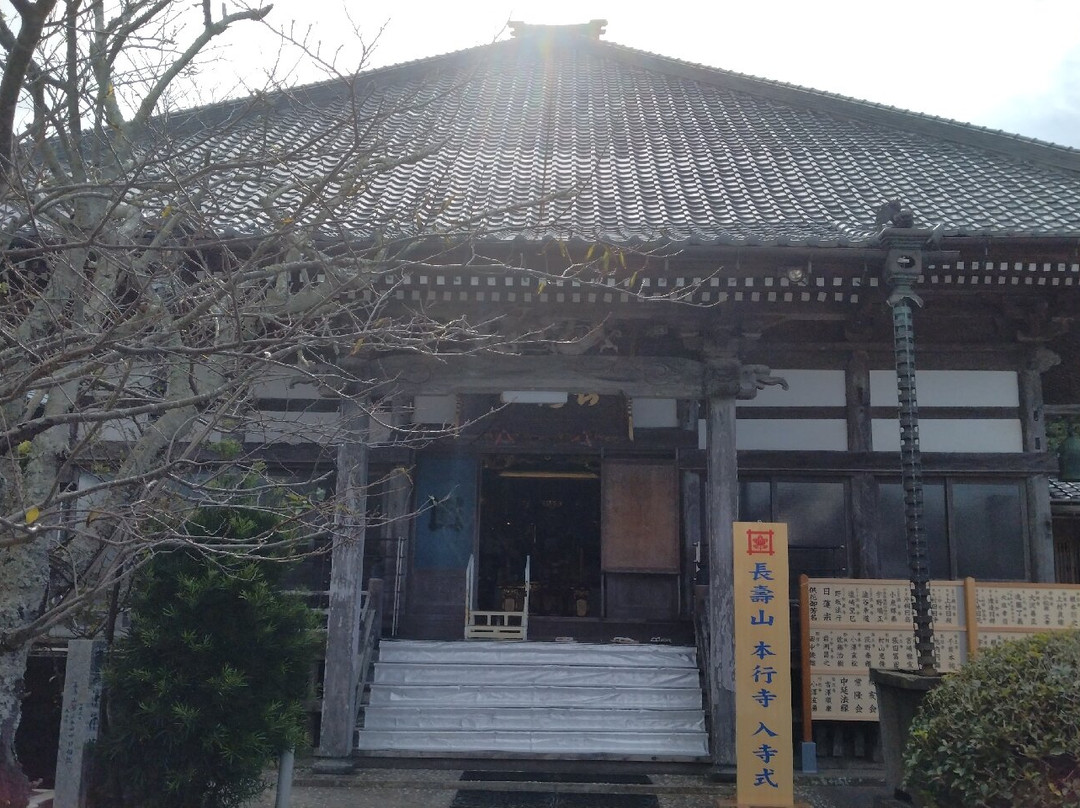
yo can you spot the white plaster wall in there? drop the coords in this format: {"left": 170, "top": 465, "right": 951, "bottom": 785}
{"left": 869, "top": 370, "right": 1019, "bottom": 407}
{"left": 632, "top": 398, "right": 678, "bottom": 428}
{"left": 413, "top": 394, "right": 457, "bottom": 425}
{"left": 871, "top": 419, "right": 1024, "bottom": 453}
{"left": 245, "top": 409, "right": 339, "bottom": 444}
{"left": 249, "top": 369, "right": 322, "bottom": 401}
{"left": 736, "top": 369, "right": 846, "bottom": 408}
{"left": 735, "top": 419, "right": 848, "bottom": 451}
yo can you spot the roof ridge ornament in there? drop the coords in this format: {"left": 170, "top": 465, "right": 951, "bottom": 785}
{"left": 875, "top": 199, "right": 915, "bottom": 229}
{"left": 508, "top": 19, "right": 608, "bottom": 41}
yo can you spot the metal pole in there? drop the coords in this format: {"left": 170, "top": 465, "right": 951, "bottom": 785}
{"left": 274, "top": 748, "right": 295, "bottom": 808}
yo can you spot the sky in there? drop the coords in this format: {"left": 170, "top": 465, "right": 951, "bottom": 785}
{"left": 2, "top": 1, "right": 1078, "bottom": 148}
{"left": 207, "top": 0, "right": 1080, "bottom": 149}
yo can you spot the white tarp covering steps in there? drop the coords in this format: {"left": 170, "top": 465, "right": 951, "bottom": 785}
{"left": 356, "top": 640, "right": 709, "bottom": 758}
{"left": 373, "top": 663, "right": 699, "bottom": 688}
{"left": 367, "top": 684, "right": 702, "bottom": 709}
{"left": 376, "top": 639, "right": 698, "bottom": 668}
{"left": 363, "top": 705, "right": 705, "bottom": 732}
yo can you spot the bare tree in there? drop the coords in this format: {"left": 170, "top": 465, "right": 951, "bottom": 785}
{"left": 0, "top": 0, "right": 525, "bottom": 793}
{"left": 0, "top": 3, "right": 701, "bottom": 793}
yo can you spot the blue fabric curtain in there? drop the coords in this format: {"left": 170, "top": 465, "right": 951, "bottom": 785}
{"left": 413, "top": 454, "right": 477, "bottom": 570}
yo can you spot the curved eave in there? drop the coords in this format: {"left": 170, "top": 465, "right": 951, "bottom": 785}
{"left": 168, "top": 224, "right": 1080, "bottom": 261}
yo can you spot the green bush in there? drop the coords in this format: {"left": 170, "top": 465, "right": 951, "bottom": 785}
{"left": 95, "top": 505, "right": 319, "bottom": 808}
{"left": 904, "top": 630, "right": 1080, "bottom": 807}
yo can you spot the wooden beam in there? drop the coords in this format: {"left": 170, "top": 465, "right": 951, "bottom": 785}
{"left": 746, "top": 343, "right": 1028, "bottom": 371}
{"left": 318, "top": 398, "right": 369, "bottom": 759}
{"left": 726, "top": 450, "right": 1057, "bottom": 475}
{"left": 240, "top": 441, "right": 409, "bottom": 468}
{"left": 705, "top": 395, "right": 738, "bottom": 767}
{"left": 357, "top": 354, "right": 728, "bottom": 398}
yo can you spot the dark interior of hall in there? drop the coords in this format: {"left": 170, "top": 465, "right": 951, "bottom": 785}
{"left": 478, "top": 457, "right": 601, "bottom": 617}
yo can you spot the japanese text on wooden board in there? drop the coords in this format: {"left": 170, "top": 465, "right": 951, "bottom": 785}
{"left": 802, "top": 578, "right": 1080, "bottom": 722}
{"left": 735, "top": 523, "right": 793, "bottom": 808}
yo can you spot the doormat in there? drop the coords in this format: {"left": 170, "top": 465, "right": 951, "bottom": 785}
{"left": 461, "top": 772, "right": 652, "bottom": 784}
{"left": 453, "top": 771, "right": 659, "bottom": 808}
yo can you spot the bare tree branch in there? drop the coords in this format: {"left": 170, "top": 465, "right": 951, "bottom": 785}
{"left": 0, "top": 0, "right": 58, "bottom": 180}
{"left": 130, "top": 3, "right": 272, "bottom": 131}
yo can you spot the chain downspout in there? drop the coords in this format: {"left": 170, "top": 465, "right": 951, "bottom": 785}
{"left": 884, "top": 231, "right": 938, "bottom": 675}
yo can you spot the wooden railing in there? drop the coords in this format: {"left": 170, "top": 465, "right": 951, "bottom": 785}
{"left": 353, "top": 578, "right": 382, "bottom": 723}
{"left": 464, "top": 555, "right": 530, "bottom": 640}
{"left": 692, "top": 584, "right": 712, "bottom": 741}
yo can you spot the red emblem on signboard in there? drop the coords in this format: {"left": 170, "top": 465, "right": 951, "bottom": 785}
{"left": 746, "top": 528, "right": 775, "bottom": 556}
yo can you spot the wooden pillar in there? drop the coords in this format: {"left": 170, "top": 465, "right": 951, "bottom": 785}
{"left": 682, "top": 472, "right": 704, "bottom": 614}
{"left": 847, "top": 350, "right": 881, "bottom": 577}
{"left": 318, "top": 396, "right": 369, "bottom": 760}
{"left": 382, "top": 403, "right": 414, "bottom": 634}
{"left": 1019, "top": 349, "right": 1056, "bottom": 582}
{"left": 680, "top": 400, "right": 703, "bottom": 616}
{"left": 705, "top": 394, "right": 738, "bottom": 766}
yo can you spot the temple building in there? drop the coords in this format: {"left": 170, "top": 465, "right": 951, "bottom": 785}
{"left": 159, "top": 20, "right": 1080, "bottom": 764}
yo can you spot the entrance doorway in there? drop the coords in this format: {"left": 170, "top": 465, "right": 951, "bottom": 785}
{"left": 478, "top": 457, "right": 601, "bottom": 617}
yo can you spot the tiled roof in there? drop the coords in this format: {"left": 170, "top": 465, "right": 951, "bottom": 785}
{"left": 162, "top": 31, "right": 1080, "bottom": 248}
{"left": 1051, "top": 478, "right": 1080, "bottom": 503}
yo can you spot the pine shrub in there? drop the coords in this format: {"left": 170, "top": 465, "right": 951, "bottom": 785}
{"left": 95, "top": 505, "right": 319, "bottom": 808}
{"left": 904, "top": 630, "right": 1080, "bottom": 807}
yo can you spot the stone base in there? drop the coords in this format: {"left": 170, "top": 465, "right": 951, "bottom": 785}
{"left": 870, "top": 669, "right": 942, "bottom": 800}
{"left": 310, "top": 757, "right": 358, "bottom": 775}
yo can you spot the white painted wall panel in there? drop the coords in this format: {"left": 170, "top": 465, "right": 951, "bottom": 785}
{"left": 246, "top": 410, "right": 339, "bottom": 444}
{"left": 632, "top": 398, "right": 678, "bottom": 428}
{"left": 871, "top": 419, "right": 1024, "bottom": 453}
{"left": 413, "top": 394, "right": 457, "bottom": 424}
{"left": 249, "top": 369, "right": 322, "bottom": 401}
{"left": 735, "top": 419, "right": 847, "bottom": 451}
{"left": 869, "top": 370, "right": 1019, "bottom": 407}
{"left": 736, "top": 369, "right": 846, "bottom": 407}
{"left": 84, "top": 415, "right": 148, "bottom": 443}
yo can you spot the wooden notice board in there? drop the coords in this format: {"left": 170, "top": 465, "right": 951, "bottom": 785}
{"left": 601, "top": 461, "right": 678, "bottom": 573}
{"left": 800, "top": 577, "right": 1080, "bottom": 727}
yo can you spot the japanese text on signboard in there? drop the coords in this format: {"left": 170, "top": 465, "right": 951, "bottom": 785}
{"left": 735, "top": 523, "right": 793, "bottom": 808}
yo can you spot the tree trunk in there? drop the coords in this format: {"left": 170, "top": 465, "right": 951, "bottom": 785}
{"left": 0, "top": 494, "right": 51, "bottom": 804}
